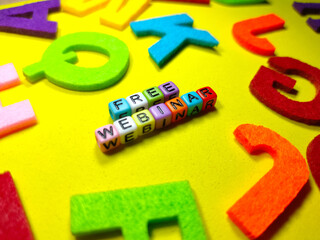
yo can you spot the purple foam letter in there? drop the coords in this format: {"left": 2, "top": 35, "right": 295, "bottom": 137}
{"left": 0, "top": 0, "right": 60, "bottom": 38}
{"left": 293, "top": 2, "right": 320, "bottom": 33}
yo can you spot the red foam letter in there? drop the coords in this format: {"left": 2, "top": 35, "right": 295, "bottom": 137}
{"left": 307, "top": 135, "right": 320, "bottom": 189}
{"left": 227, "top": 124, "right": 309, "bottom": 239}
{"left": 0, "top": 172, "right": 34, "bottom": 240}
{"left": 232, "top": 14, "right": 285, "bottom": 56}
{"left": 250, "top": 57, "right": 320, "bottom": 125}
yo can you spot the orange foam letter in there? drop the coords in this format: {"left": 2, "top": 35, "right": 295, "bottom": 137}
{"left": 227, "top": 124, "right": 309, "bottom": 239}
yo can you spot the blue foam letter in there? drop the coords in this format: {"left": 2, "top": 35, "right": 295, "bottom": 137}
{"left": 130, "top": 14, "right": 219, "bottom": 67}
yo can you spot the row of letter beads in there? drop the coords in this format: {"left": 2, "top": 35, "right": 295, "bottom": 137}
{"left": 108, "top": 81, "right": 179, "bottom": 121}
{"left": 96, "top": 87, "right": 217, "bottom": 153}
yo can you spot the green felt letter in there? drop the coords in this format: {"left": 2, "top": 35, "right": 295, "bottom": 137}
{"left": 23, "top": 32, "right": 129, "bottom": 91}
{"left": 70, "top": 181, "right": 207, "bottom": 239}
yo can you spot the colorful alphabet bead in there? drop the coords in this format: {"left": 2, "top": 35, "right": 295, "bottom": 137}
{"left": 181, "top": 91, "right": 203, "bottom": 116}
{"left": 95, "top": 124, "right": 120, "bottom": 153}
{"left": 196, "top": 86, "right": 217, "bottom": 111}
{"left": 113, "top": 116, "right": 138, "bottom": 144}
{"left": 142, "top": 86, "right": 164, "bottom": 107}
{"left": 149, "top": 103, "right": 172, "bottom": 129}
{"left": 126, "top": 92, "right": 149, "bottom": 113}
{"left": 158, "top": 81, "right": 180, "bottom": 102}
{"left": 165, "top": 97, "right": 188, "bottom": 123}
{"left": 108, "top": 98, "right": 132, "bottom": 121}
{"left": 132, "top": 109, "right": 155, "bottom": 136}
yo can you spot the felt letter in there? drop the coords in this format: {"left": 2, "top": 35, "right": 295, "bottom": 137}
{"left": 71, "top": 181, "right": 206, "bottom": 239}
{"left": 307, "top": 135, "right": 320, "bottom": 189}
{"left": 227, "top": 124, "right": 309, "bottom": 239}
{"left": 0, "top": 63, "right": 20, "bottom": 91}
{"left": 250, "top": 57, "right": 320, "bottom": 125}
{"left": 0, "top": 99, "right": 37, "bottom": 138}
{"left": 232, "top": 14, "right": 285, "bottom": 56}
{"left": 23, "top": 32, "right": 129, "bottom": 91}
{"left": 293, "top": 2, "right": 320, "bottom": 33}
{"left": 130, "top": 14, "right": 219, "bottom": 67}
{"left": 62, "top": 0, "right": 110, "bottom": 17}
{"left": 0, "top": 172, "right": 34, "bottom": 240}
{"left": 100, "top": 0, "right": 150, "bottom": 30}
{"left": 0, "top": 0, "right": 60, "bottom": 38}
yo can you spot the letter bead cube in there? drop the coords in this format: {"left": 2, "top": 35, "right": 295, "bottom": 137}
{"left": 142, "top": 86, "right": 164, "bottom": 107}
{"left": 109, "top": 98, "right": 131, "bottom": 121}
{"left": 132, "top": 109, "right": 155, "bottom": 136}
{"left": 114, "top": 117, "right": 138, "bottom": 144}
{"left": 181, "top": 91, "right": 203, "bottom": 116}
{"left": 126, "top": 92, "right": 149, "bottom": 113}
{"left": 165, "top": 97, "right": 188, "bottom": 123}
{"left": 158, "top": 81, "right": 179, "bottom": 102}
{"left": 196, "top": 87, "right": 217, "bottom": 111}
{"left": 95, "top": 124, "right": 121, "bottom": 152}
{"left": 149, "top": 103, "right": 172, "bottom": 129}
{"left": 0, "top": 63, "right": 20, "bottom": 91}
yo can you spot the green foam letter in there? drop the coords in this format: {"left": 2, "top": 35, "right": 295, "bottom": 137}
{"left": 70, "top": 181, "right": 207, "bottom": 239}
{"left": 23, "top": 32, "right": 129, "bottom": 91}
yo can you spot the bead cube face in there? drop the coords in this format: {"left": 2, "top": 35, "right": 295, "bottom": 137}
{"left": 95, "top": 124, "right": 120, "bottom": 152}
{"left": 114, "top": 117, "right": 138, "bottom": 144}
{"left": 181, "top": 91, "right": 203, "bottom": 116}
{"left": 142, "top": 87, "right": 164, "bottom": 107}
{"left": 0, "top": 63, "right": 20, "bottom": 91}
{"left": 158, "top": 81, "right": 179, "bottom": 102}
{"left": 132, "top": 109, "right": 155, "bottom": 136}
{"left": 108, "top": 98, "right": 132, "bottom": 121}
{"left": 196, "top": 87, "right": 217, "bottom": 111}
{"left": 149, "top": 103, "right": 172, "bottom": 129}
{"left": 165, "top": 97, "right": 188, "bottom": 123}
{"left": 126, "top": 92, "right": 149, "bottom": 113}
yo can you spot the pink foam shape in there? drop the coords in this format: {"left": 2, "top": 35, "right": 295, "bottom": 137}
{"left": 0, "top": 63, "right": 21, "bottom": 91}
{"left": 0, "top": 99, "right": 37, "bottom": 137}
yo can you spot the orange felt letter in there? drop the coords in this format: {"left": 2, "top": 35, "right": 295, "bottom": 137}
{"left": 227, "top": 124, "right": 309, "bottom": 239}
{"left": 232, "top": 14, "right": 285, "bottom": 56}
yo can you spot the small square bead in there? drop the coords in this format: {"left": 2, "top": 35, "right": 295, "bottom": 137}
{"left": 142, "top": 86, "right": 164, "bottom": 107}
{"left": 149, "top": 103, "right": 172, "bottom": 129}
{"left": 181, "top": 91, "right": 203, "bottom": 116}
{"left": 132, "top": 109, "right": 155, "bottom": 136}
{"left": 108, "top": 98, "right": 131, "bottom": 121}
{"left": 114, "top": 117, "right": 138, "bottom": 144}
{"left": 158, "top": 81, "right": 179, "bottom": 102}
{"left": 95, "top": 124, "right": 120, "bottom": 152}
{"left": 165, "top": 97, "right": 188, "bottom": 123}
{"left": 126, "top": 92, "right": 149, "bottom": 113}
{"left": 196, "top": 87, "right": 217, "bottom": 111}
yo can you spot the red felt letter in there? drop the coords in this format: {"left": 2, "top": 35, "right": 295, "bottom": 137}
{"left": 307, "top": 135, "right": 320, "bottom": 189}
{"left": 250, "top": 57, "right": 320, "bottom": 125}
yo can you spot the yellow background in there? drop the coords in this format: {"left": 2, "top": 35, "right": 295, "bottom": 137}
{"left": 0, "top": 0, "right": 319, "bottom": 239}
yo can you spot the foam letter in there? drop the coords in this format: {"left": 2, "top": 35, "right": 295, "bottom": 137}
{"left": 62, "top": 0, "right": 110, "bottom": 17}
{"left": 293, "top": 2, "right": 320, "bottom": 33}
{"left": 0, "top": 172, "right": 34, "bottom": 240}
{"left": 0, "top": 0, "right": 60, "bottom": 38}
{"left": 307, "top": 135, "right": 320, "bottom": 189}
{"left": 71, "top": 181, "right": 206, "bottom": 239}
{"left": 228, "top": 124, "right": 309, "bottom": 239}
{"left": 0, "top": 63, "right": 20, "bottom": 91}
{"left": 100, "top": 0, "right": 150, "bottom": 30}
{"left": 130, "top": 14, "right": 219, "bottom": 67}
{"left": 23, "top": 32, "right": 129, "bottom": 91}
{"left": 232, "top": 14, "right": 285, "bottom": 56}
{"left": 250, "top": 57, "right": 320, "bottom": 125}
{"left": 0, "top": 99, "right": 37, "bottom": 138}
